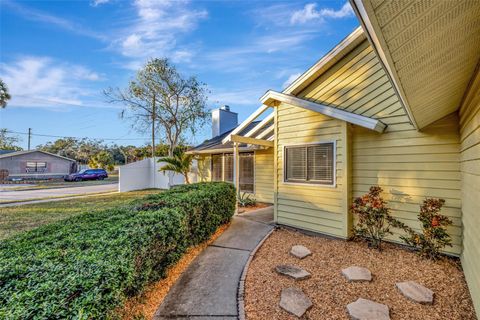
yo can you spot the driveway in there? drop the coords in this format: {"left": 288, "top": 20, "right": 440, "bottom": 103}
{"left": 0, "top": 183, "right": 118, "bottom": 203}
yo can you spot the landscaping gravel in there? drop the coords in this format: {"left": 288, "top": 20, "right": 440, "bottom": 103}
{"left": 245, "top": 228, "right": 476, "bottom": 320}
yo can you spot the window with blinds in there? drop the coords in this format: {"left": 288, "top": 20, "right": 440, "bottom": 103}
{"left": 224, "top": 154, "right": 234, "bottom": 182}
{"left": 240, "top": 152, "right": 254, "bottom": 192}
{"left": 284, "top": 143, "right": 335, "bottom": 185}
{"left": 211, "top": 154, "right": 223, "bottom": 181}
{"left": 210, "top": 152, "right": 254, "bottom": 192}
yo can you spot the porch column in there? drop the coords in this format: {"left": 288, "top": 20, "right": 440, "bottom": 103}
{"left": 233, "top": 142, "right": 240, "bottom": 198}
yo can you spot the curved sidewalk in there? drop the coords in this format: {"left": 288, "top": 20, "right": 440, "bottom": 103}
{"left": 154, "top": 207, "right": 274, "bottom": 319}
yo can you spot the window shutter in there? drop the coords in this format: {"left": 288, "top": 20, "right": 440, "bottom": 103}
{"left": 307, "top": 143, "right": 334, "bottom": 184}
{"left": 211, "top": 154, "right": 223, "bottom": 181}
{"left": 286, "top": 146, "right": 307, "bottom": 181}
{"left": 239, "top": 152, "right": 254, "bottom": 192}
{"left": 224, "top": 154, "right": 234, "bottom": 182}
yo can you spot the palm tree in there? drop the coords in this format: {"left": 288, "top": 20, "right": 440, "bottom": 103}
{"left": 158, "top": 149, "right": 194, "bottom": 184}
{"left": 0, "top": 79, "right": 11, "bottom": 108}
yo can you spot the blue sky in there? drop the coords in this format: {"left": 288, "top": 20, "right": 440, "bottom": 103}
{"left": 0, "top": 0, "right": 359, "bottom": 149}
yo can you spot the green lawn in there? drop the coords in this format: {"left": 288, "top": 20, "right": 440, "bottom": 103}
{"left": 0, "top": 189, "right": 159, "bottom": 240}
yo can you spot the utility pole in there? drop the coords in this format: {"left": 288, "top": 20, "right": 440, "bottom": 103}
{"left": 151, "top": 95, "right": 156, "bottom": 188}
{"left": 28, "top": 128, "right": 32, "bottom": 150}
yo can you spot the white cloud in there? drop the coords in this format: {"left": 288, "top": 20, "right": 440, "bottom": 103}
{"left": 91, "top": 0, "right": 110, "bottom": 6}
{"left": 282, "top": 72, "right": 302, "bottom": 89}
{"left": 0, "top": 57, "right": 105, "bottom": 109}
{"left": 4, "top": 1, "right": 106, "bottom": 40}
{"left": 290, "top": 2, "right": 354, "bottom": 24}
{"left": 114, "top": 0, "right": 207, "bottom": 65}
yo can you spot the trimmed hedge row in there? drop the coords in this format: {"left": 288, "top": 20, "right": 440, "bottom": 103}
{"left": 0, "top": 182, "right": 236, "bottom": 319}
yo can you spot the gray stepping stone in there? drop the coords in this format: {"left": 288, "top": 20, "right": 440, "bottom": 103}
{"left": 341, "top": 266, "right": 372, "bottom": 282}
{"left": 275, "top": 264, "right": 311, "bottom": 280}
{"left": 346, "top": 298, "right": 390, "bottom": 320}
{"left": 396, "top": 281, "right": 434, "bottom": 304}
{"left": 290, "top": 245, "right": 312, "bottom": 259}
{"left": 279, "top": 287, "right": 313, "bottom": 317}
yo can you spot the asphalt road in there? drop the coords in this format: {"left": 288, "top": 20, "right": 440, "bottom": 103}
{"left": 0, "top": 183, "right": 118, "bottom": 202}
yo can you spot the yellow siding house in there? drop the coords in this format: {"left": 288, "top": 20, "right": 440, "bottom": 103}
{"left": 191, "top": 1, "right": 480, "bottom": 314}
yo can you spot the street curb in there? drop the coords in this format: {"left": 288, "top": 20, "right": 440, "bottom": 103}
{"left": 237, "top": 227, "right": 275, "bottom": 320}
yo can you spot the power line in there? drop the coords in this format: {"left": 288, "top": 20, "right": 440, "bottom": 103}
{"left": 5, "top": 129, "right": 151, "bottom": 141}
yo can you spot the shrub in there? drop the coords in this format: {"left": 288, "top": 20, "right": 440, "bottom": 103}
{"left": 238, "top": 192, "right": 256, "bottom": 207}
{"left": 351, "top": 186, "right": 399, "bottom": 250}
{"left": 398, "top": 198, "right": 452, "bottom": 260}
{"left": 0, "top": 182, "right": 235, "bottom": 319}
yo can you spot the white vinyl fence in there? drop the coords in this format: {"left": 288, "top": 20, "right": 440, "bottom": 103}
{"left": 119, "top": 158, "right": 195, "bottom": 192}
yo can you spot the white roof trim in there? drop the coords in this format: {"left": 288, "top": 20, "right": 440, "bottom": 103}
{"left": 350, "top": 0, "right": 418, "bottom": 129}
{"left": 256, "top": 124, "right": 274, "bottom": 140}
{"left": 244, "top": 112, "right": 274, "bottom": 138}
{"left": 260, "top": 90, "right": 386, "bottom": 133}
{"left": 186, "top": 146, "right": 258, "bottom": 155}
{"left": 283, "top": 26, "right": 366, "bottom": 95}
{"left": 221, "top": 104, "right": 271, "bottom": 144}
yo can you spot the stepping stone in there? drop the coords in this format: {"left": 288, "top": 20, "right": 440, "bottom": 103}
{"left": 279, "top": 287, "right": 313, "bottom": 317}
{"left": 290, "top": 245, "right": 312, "bottom": 259}
{"left": 341, "top": 266, "right": 372, "bottom": 282}
{"left": 275, "top": 264, "right": 311, "bottom": 280}
{"left": 346, "top": 298, "right": 390, "bottom": 320}
{"left": 396, "top": 281, "right": 434, "bottom": 304}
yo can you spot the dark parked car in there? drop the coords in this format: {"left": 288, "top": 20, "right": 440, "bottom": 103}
{"left": 64, "top": 169, "right": 108, "bottom": 182}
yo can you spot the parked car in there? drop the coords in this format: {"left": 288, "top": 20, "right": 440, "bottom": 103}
{"left": 64, "top": 169, "right": 108, "bottom": 182}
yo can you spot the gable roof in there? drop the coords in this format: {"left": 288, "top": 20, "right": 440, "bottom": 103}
{"left": 0, "top": 150, "right": 76, "bottom": 162}
{"left": 351, "top": 0, "right": 480, "bottom": 129}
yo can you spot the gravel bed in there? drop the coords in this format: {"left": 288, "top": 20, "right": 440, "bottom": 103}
{"left": 245, "top": 228, "right": 476, "bottom": 320}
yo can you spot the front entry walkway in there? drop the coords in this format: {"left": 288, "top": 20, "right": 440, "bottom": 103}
{"left": 154, "top": 207, "right": 274, "bottom": 319}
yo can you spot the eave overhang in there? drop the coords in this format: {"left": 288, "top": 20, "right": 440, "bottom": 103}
{"left": 260, "top": 90, "right": 386, "bottom": 133}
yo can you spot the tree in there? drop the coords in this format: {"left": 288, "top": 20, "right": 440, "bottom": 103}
{"left": 104, "top": 58, "right": 209, "bottom": 157}
{"left": 0, "top": 79, "right": 11, "bottom": 109}
{"left": 158, "top": 149, "right": 194, "bottom": 184}
{"left": 89, "top": 150, "right": 114, "bottom": 171}
{"left": 0, "top": 129, "right": 22, "bottom": 150}
{"left": 37, "top": 138, "right": 103, "bottom": 164}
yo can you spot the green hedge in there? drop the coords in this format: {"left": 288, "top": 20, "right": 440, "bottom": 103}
{"left": 0, "top": 182, "right": 236, "bottom": 319}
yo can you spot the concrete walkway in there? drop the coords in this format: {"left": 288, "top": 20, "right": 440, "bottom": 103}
{"left": 154, "top": 207, "right": 274, "bottom": 319}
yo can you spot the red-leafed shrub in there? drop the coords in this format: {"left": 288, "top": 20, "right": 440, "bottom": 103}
{"left": 400, "top": 198, "right": 452, "bottom": 260}
{"left": 351, "top": 186, "right": 399, "bottom": 250}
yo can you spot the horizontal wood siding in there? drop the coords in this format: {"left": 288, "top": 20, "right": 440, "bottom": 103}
{"left": 352, "top": 114, "right": 462, "bottom": 255}
{"left": 254, "top": 148, "right": 274, "bottom": 203}
{"left": 275, "top": 102, "right": 347, "bottom": 238}
{"left": 297, "top": 39, "right": 407, "bottom": 125}
{"left": 459, "top": 69, "right": 480, "bottom": 315}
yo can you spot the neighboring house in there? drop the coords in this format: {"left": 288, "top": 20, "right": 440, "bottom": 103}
{"left": 192, "top": 2, "right": 480, "bottom": 314}
{"left": 0, "top": 150, "right": 77, "bottom": 180}
{"left": 188, "top": 105, "right": 274, "bottom": 203}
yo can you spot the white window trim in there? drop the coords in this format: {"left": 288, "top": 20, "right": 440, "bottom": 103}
{"left": 282, "top": 140, "right": 337, "bottom": 188}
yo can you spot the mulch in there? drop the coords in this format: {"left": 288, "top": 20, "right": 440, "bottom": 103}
{"left": 245, "top": 228, "right": 477, "bottom": 320}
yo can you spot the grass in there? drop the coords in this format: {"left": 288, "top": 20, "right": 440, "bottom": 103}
{"left": 0, "top": 189, "right": 158, "bottom": 240}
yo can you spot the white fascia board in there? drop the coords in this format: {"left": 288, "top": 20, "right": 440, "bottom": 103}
{"left": 350, "top": 0, "right": 418, "bottom": 129}
{"left": 283, "top": 26, "right": 365, "bottom": 95}
{"left": 261, "top": 90, "right": 386, "bottom": 133}
{"left": 256, "top": 124, "right": 274, "bottom": 140}
{"left": 221, "top": 104, "right": 271, "bottom": 144}
{"left": 244, "top": 113, "right": 274, "bottom": 138}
